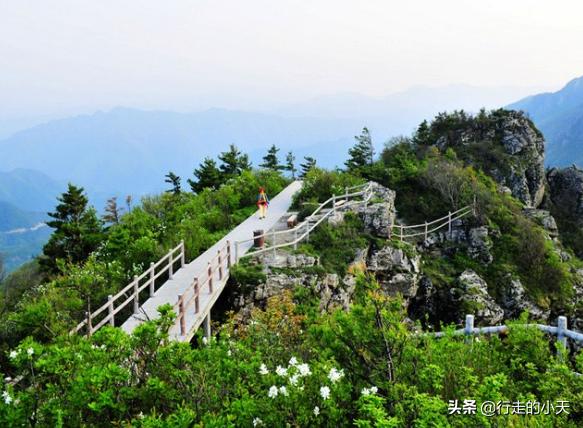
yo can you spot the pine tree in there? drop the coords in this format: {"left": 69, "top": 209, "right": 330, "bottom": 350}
{"left": 345, "top": 127, "right": 374, "bottom": 172}
{"left": 188, "top": 157, "right": 222, "bottom": 193}
{"left": 41, "top": 184, "right": 104, "bottom": 273}
{"left": 103, "top": 197, "right": 123, "bottom": 224}
{"left": 165, "top": 172, "right": 182, "bottom": 195}
{"left": 125, "top": 195, "right": 133, "bottom": 213}
{"left": 413, "top": 120, "right": 431, "bottom": 145}
{"left": 285, "top": 151, "right": 297, "bottom": 179}
{"left": 299, "top": 156, "right": 317, "bottom": 178}
{"left": 260, "top": 144, "right": 283, "bottom": 171}
{"left": 218, "top": 144, "right": 252, "bottom": 178}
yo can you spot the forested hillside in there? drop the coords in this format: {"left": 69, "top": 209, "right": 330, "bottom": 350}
{"left": 2, "top": 110, "right": 583, "bottom": 426}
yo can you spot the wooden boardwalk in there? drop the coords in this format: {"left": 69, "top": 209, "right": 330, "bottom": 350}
{"left": 121, "top": 180, "right": 303, "bottom": 341}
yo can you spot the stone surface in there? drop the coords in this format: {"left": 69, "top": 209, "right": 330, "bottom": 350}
{"left": 451, "top": 270, "right": 504, "bottom": 325}
{"left": 353, "top": 183, "right": 396, "bottom": 238}
{"left": 368, "top": 245, "right": 420, "bottom": 298}
{"left": 522, "top": 208, "right": 559, "bottom": 237}
{"left": 501, "top": 276, "right": 549, "bottom": 320}
{"left": 467, "top": 227, "right": 494, "bottom": 264}
{"left": 547, "top": 165, "right": 583, "bottom": 222}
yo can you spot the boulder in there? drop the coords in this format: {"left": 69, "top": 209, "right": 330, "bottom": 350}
{"left": 547, "top": 165, "right": 583, "bottom": 221}
{"left": 501, "top": 276, "right": 549, "bottom": 320}
{"left": 368, "top": 245, "right": 420, "bottom": 298}
{"left": 467, "top": 227, "right": 493, "bottom": 264}
{"left": 451, "top": 270, "right": 504, "bottom": 325}
{"left": 522, "top": 208, "right": 559, "bottom": 237}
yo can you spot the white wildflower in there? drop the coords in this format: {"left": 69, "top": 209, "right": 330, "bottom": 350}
{"left": 313, "top": 406, "right": 320, "bottom": 416}
{"left": 227, "top": 349, "right": 232, "bottom": 357}
{"left": 279, "top": 386, "right": 288, "bottom": 396}
{"left": 268, "top": 385, "right": 279, "bottom": 398}
{"left": 202, "top": 337, "right": 208, "bottom": 345}
{"left": 253, "top": 417, "right": 263, "bottom": 426}
{"left": 9, "top": 350, "right": 18, "bottom": 360}
{"left": 2, "top": 391, "right": 12, "bottom": 405}
{"left": 328, "top": 367, "right": 344, "bottom": 383}
{"left": 370, "top": 386, "right": 378, "bottom": 394}
{"left": 288, "top": 356, "right": 298, "bottom": 366}
{"left": 26, "top": 347, "right": 34, "bottom": 357}
{"left": 297, "top": 363, "right": 311, "bottom": 377}
{"left": 275, "top": 365, "right": 287, "bottom": 377}
{"left": 320, "top": 386, "right": 331, "bottom": 400}
{"left": 259, "top": 363, "right": 269, "bottom": 375}
{"left": 289, "top": 374, "right": 299, "bottom": 386}
{"left": 137, "top": 411, "right": 144, "bottom": 419}
{"left": 361, "top": 387, "right": 371, "bottom": 396}
{"left": 361, "top": 386, "right": 378, "bottom": 396}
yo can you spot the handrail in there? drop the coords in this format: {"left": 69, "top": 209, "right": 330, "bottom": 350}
{"left": 239, "top": 183, "right": 375, "bottom": 258}
{"left": 70, "top": 241, "right": 186, "bottom": 336}
{"left": 427, "top": 314, "right": 578, "bottom": 350}
{"left": 390, "top": 205, "right": 474, "bottom": 241}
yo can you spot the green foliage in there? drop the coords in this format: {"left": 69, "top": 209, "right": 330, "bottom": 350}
{"left": 164, "top": 172, "right": 181, "bottom": 195}
{"left": 188, "top": 157, "right": 222, "bottom": 193}
{"left": 299, "top": 156, "right": 317, "bottom": 178}
{"left": 40, "top": 184, "right": 104, "bottom": 274}
{"left": 292, "top": 167, "right": 364, "bottom": 210}
{"left": 260, "top": 144, "right": 284, "bottom": 171}
{"left": 218, "top": 144, "right": 252, "bottom": 178}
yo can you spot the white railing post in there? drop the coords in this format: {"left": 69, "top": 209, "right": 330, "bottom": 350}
{"left": 332, "top": 194, "right": 336, "bottom": 213}
{"left": 424, "top": 221, "right": 428, "bottom": 241}
{"left": 400, "top": 225, "right": 404, "bottom": 241}
{"left": 86, "top": 311, "right": 93, "bottom": 337}
{"left": 293, "top": 228, "right": 298, "bottom": 250}
{"left": 272, "top": 229, "right": 276, "bottom": 256}
{"left": 235, "top": 241, "right": 240, "bottom": 264}
{"left": 133, "top": 276, "right": 139, "bottom": 314}
{"left": 465, "top": 315, "right": 474, "bottom": 341}
{"left": 180, "top": 240, "right": 185, "bottom": 267}
{"left": 149, "top": 262, "right": 155, "bottom": 297}
{"left": 108, "top": 294, "right": 114, "bottom": 326}
{"left": 345, "top": 186, "right": 349, "bottom": 203}
{"left": 306, "top": 221, "right": 310, "bottom": 242}
{"left": 558, "top": 316, "right": 568, "bottom": 349}
{"left": 448, "top": 211, "right": 452, "bottom": 238}
{"left": 169, "top": 250, "right": 174, "bottom": 280}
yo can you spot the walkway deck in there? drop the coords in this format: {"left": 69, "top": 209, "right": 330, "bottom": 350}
{"left": 121, "top": 180, "right": 302, "bottom": 340}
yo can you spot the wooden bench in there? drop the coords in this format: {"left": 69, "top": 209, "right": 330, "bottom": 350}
{"left": 287, "top": 214, "right": 298, "bottom": 228}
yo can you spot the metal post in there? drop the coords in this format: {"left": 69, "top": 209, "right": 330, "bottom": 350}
{"left": 558, "top": 316, "right": 568, "bottom": 349}
{"left": 194, "top": 278, "right": 200, "bottom": 313}
{"left": 208, "top": 263, "right": 213, "bottom": 293}
{"left": 169, "top": 250, "right": 174, "bottom": 280}
{"left": 203, "top": 312, "right": 211, "bottom": 342}
{"left": 400, "top": 225, "right": 403, "bottom": 242}
{"left": 448, "top": 211, "right": 452, "bottom": 238}
{"left": 235, "top": 241, "right": 239, "bottom": 264}
{"left": 424, "top": 221, "right": 428, "bottom": 241}
{"left": 180, "top": 240, "right": 185, "bottom": 267}
{"left": 332, "top": 195, "right": 336, "bottom": 213}
{"left": 293, "top": 228, "right": 298, "bottom": 250}
{"left": 133, "top": 276, "right": 139, "bottom": 314}
{"left": 108, "top": 295, "right": 114, "bottom": 326}
{"left": 149, "top": 262, "right": 155, "bottom": 297}
{"left": 178, "top": 295, "right": 185, "bottom": 336}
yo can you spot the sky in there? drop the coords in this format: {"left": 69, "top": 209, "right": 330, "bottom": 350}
{"left": 1, "top": 0, "right": 582, "bottom": 120}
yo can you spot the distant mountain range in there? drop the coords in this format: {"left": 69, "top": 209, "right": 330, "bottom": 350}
{"left": 508, "top": 76, "right": 583, "bottom": 166}
{"left": 0, "top": 201, "right": 50, "bottom": 272}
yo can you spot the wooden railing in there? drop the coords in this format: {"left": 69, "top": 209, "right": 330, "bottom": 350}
{"left": 390, "top": 204, "right": 475, "bottom": 241}
{"left": 173, "top": 240, "right": 232, "bottom": 337}
{"left": 236, "top": 182, "right": 374, "bottom": 259}
{"left": 70, "top": 241, "right": 185, "bottom": 336}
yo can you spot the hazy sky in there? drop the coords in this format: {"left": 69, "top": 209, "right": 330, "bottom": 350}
{"left": 1, "top": 0, "right": 582, "bottom": 118}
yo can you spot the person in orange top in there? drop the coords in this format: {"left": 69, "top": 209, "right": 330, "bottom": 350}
{"left": 257, "top": 187, "right": 269, "bottom": 219}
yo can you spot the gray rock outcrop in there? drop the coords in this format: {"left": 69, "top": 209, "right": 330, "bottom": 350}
{"left": 451, "top": 270, "right": 504, "bottom": 325}
{"left": 367, "top": 245, "right": 420, "bottom": 299}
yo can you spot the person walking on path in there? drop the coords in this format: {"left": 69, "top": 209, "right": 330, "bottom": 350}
{"left": 257, "top": 187, "right": 269, "bottom": 219}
